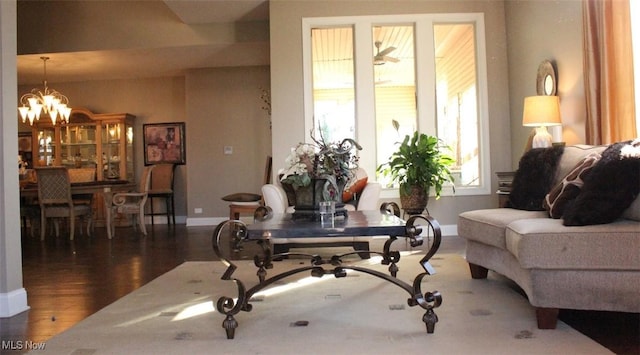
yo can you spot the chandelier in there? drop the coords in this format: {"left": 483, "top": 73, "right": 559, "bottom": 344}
{"left": 18, "top": 56, "right": 72, "bottom": 125}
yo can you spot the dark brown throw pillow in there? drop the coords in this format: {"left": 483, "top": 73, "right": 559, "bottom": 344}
{"left": 563, "top": 140, "right": 640, "bottom": 226}
{"left": 508, "top": 146, "right": 564, "bottom": 211}
{"left": 543, "top": 152, "right": 601, "bottom": 218}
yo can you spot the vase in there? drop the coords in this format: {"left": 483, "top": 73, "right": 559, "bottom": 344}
{"left": 285, "top": 177, "right": 347, "bottom": 220}
{"left": 400, "top": 184, "right": 429, "bottom": 215}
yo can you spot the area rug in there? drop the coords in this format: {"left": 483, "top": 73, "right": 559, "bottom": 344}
{"left": 34, "top": 253, "right": 611, "bottom": 354}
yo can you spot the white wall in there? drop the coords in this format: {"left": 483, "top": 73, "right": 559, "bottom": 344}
{"left": 0, "top": 0, "right": 28, "bottom": 317}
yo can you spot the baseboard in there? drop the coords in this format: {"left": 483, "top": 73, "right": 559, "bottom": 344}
{"left": 186, "top": 217, "right": 227, "bottom": 227}
{"left": 441, "top": 224, "right": 458, "bottom": 237}
{"left": 0, "top": 288, "right": 30, "bottom": 317}
{"left": 144, "top": 215, "right": 187, "bottom": 225}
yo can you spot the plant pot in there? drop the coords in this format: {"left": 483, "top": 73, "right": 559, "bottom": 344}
{"left": 284, "top": 177, "right": 347, "bottom": 220}
{"left": 400, "top": 184, "right": 429, "bottom": 215}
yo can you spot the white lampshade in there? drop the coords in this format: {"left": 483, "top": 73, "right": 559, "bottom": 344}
{"left": 522, "top": 95, "right": 562, "bottom": 148}
{"left": 522, "top": 95, "right": 562, "bottom": 127}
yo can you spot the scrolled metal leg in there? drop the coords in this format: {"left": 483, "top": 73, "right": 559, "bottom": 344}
{"left": 380, "top": 202, "right": 401, "bottom": 217}
{"left": 403, "top": 215, "right": 443, "bottom": 333}
{"left": 423, "top": 308, "right": 438, "bottom": 334}
{"left": 388, "top": 262, "right": 399, "bottom": 278}
{"left": 222, "top": 314, "right": 238, "bottom": 339}
{"left": 212, "top": 220, "right": 251, "bottom": 339}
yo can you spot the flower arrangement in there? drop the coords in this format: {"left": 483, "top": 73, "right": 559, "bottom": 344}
{"left": 280, "top": 132, "right": 362, "bottom": 190}
{"left": 18, "top": 155, "right": 28, "bottom": 175}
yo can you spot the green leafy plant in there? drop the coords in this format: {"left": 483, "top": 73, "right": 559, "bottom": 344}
{"left": 377, "top": 130, "right": 455, "bottom": 199}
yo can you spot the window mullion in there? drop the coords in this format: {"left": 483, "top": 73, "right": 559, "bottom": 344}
{"left": 415, "top": 19, "right": 437, "bottom": 136}
{"left": 353, "top": 22, "right": 377, "bottom": 177}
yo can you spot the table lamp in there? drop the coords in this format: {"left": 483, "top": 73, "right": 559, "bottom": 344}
{"left": 522, "top": 95, "right": 562, "bottom": 148}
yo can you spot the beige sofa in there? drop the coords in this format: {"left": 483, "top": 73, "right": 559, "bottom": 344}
{"left": 458, "top": 144, "right": 640, "bottom": 329}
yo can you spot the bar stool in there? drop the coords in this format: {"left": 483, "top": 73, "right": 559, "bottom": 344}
{"left": 146, "top": 163, "right": 176, "bottom": 225}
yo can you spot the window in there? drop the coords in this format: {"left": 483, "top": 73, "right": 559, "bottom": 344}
{"left": 303, "top": 14, "right": 491, "bottom": 197}
{"left": 311, "top": 26, "right": 356, "bottom": 142}
{"left": 434, "top": 24, "right": 480, "bottom": 186}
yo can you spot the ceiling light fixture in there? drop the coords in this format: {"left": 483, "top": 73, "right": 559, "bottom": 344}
{"left": 18, "top": 56, "right": 72, "bottom": 126}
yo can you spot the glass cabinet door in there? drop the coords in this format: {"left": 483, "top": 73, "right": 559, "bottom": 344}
{"left": 125, "top": 124, "right": 134, "bottom": 181}
{"left": 30, "top": 109, "right": 136, "bottom": 182}
{"left": 60, "top": 125, "right": 97, "bottom": 169}
{"left": 102, "top": 122, "right": 122, "bottom": 179}
{"left": 37, "top": 128, "right": 55, "bottom": 166}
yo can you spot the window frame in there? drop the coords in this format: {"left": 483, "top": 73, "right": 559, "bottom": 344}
{"left": 302, "top": 13, "right": 491, "bottom": 198}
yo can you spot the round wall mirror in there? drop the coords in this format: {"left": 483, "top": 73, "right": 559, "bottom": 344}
{"left": 536, "top": 60, "right": 556, "bottom": 96}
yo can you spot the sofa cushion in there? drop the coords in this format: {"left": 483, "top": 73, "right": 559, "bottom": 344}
{"left": 623, "top": 194, "right": 640, "bottom": 221}
{"left": 543, "top": 152, "right": 601, "bottom": 218}
{"left": 553, "top": 145, "right": 607, "bottom": 185}
{"left": 506, "top": 218, "right": 640, "bottom": 270}
{"left": 458, "top": 208, "right": 548, "bottom": 249}
{"left": 509, "top": 146, "right": 564, "bottom": 211}
{"left": 563, "top": 140, "right": 640, "bottom": 226}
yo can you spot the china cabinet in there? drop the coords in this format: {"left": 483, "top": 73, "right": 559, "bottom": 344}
{"left": 30, "top": 108, "right": 136, "bottom": 182}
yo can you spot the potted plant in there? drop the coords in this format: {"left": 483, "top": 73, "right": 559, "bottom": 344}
{"left": 377, "top": 130, "right": 455, "bottom": 214}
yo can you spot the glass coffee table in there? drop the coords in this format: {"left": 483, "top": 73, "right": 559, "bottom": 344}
{"left": 212, "top": 207, "right": 443, "bottom": 339}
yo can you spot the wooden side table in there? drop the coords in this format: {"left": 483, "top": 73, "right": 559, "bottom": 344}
{"left": 229, "top": 202, "right": 261, "bottom": 220}
{"left": 496, "top": 171, "right": 515, "bottom": 208}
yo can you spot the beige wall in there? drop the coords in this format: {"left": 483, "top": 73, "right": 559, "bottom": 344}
{"left": 18, "top": 67, "right": 271, "bottom": 224}
{"left": 505, "top": 0, "right": 585, "bottom": 167}
{"left": 270, "top": 0, "right": 513, "bottom": 225}
{"left": 12, "top": 0, "right": 589, "bottom": 226}
{"left": 16, "top": 1, "right": 271, "bottom": 224}
{"left": 185, "top": 66, "right": 271, "bottom": 222}
{"left": 18, "top": 76, "right": 191, "bottom": 220}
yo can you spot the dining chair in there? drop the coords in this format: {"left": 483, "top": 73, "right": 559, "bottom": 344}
{"left": 35, "top": 167, "right": 93, "bottom": 241}
{"left": 107, "top": 165, "right": 154, "bottom": 238}
{"left": 146, "top": 163, "right": 176, "bottom": 225}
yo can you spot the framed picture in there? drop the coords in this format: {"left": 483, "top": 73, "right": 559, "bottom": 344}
{"left": 143, "top": 122, "right": 186, "bottom": 165}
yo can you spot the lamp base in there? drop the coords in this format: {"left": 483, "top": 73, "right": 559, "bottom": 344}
{"left": 531, "top": 126, "right": 553, "bottom": 148}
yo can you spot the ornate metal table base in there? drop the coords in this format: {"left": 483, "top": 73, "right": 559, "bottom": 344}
{"left": 211, "top": 209, "right": 442, "bottom": 340}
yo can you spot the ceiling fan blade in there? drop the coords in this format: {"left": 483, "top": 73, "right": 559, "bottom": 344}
{"left": 378, "top": 46, "right": 396, "bottom": 57}
{"left": 383, "top": 56, "right": 400, "bottom": 63}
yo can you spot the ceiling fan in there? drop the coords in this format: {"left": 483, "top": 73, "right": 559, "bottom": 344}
{"left": 373, "top": 41, "right": 399, "bottom": 65}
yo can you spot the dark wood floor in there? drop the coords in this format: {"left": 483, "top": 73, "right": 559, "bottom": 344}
{"left": 1, "top": 224, "right": 638, "bottom": 354}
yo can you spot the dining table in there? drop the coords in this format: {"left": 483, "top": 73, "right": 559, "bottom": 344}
{"left": 20, "top": 179, "right": 137, "bottom": 232}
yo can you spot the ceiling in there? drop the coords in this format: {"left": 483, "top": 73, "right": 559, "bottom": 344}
{"left": 17, "top": 0, "right": 270, "bottom": 85}
{"left": 312, "top": 25, "right": 416, "bottom": 89}
{"left": 17, "top": 1, "right": 465, "bottom": 90}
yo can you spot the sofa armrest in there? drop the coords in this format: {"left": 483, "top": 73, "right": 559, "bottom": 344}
{"left": 261, "top": 184, "right": 289, "bottom": 213}
{"left": 356, "top": 182, "right": 381, "bottom": 211}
